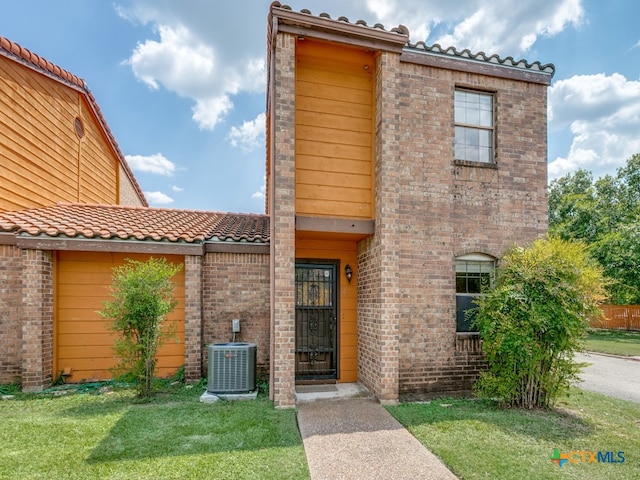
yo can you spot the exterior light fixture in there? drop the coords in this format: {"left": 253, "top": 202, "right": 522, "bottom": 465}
{"left": 345, "top": 264, "right": 353, "bottom": 284}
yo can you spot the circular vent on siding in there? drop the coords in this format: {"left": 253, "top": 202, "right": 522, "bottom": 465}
{"left": 74, "top": 116, "right": 84, "bottom": 139}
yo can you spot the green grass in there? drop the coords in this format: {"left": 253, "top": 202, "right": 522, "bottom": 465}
{"left": 0, "top": 381, "right": 309, "bottom": 480}
{"left": 584, "top": 329, "right": 640, "bottom": 356}
{"left": 388, "top": 388, "right": 640, "bottom": 480}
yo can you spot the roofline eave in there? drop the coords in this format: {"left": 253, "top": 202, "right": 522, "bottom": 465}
{"left": 15, "top": 234, "right": 205, "bottom": 256}
{"left": 270, "top": 3, "right": 409, "bottom": 53}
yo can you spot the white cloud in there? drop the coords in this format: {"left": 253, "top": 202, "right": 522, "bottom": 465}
{"left": 227, "top": 113, "right": 266, "bottom": 153}
{"left": 119, "top": 0, "right": 582, "bottom": 135}
{"left": 126, "top": 153, "right": 176, "bottom": 176}
{"left": 428, "top": 0, "right": 583, "bottom": 55}
{"left": 252, "top": 176, "right": 266, "bottom": 199}
{"left": 548, "top": 73, "right": 640, "bottom": 179}
{"left": 192, "top": 95, "right": 233, "bottom": 131}
{"left": 171, "top": 185, "right": 184, "bottom": 192}
{"left": 144, "top": 191, "right": 174, "bottom": 205}
{"left": 121, "top": 2, "right": 265, "bottom": 130}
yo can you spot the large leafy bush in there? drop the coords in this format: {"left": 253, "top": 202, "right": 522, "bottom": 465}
{"left": 473, "top": 237, "right": 605, "bottom": 408}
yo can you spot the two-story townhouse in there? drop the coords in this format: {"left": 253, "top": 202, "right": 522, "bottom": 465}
{"left": 266, "top": 3, "right": 553, "bottom": 406}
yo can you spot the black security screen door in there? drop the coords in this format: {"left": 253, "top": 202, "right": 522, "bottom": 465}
{"left": 295, "top": 263, "right": 338, "bottom": 381}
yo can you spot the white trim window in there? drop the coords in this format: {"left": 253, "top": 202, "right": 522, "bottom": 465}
{"left": 455, "top": 89, "right": 494, "bottom": 163}
{"left": 455, "top": 253, "right": 495, "bottom": 332}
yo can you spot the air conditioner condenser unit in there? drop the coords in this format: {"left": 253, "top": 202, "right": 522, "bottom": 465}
{"left": 207, "top": 342, "right": 256, "bottom": 394}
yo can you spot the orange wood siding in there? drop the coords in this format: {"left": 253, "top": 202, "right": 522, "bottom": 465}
{"left": 55, "top": 251, "right": 185, "bottom": 383}
{"left": 295, "top": 39, "right": 374, "bottom": 219}
{"left": 0, "top": 56, "right": 118, "bottom": 212}
{"left": 296, "top": 233, "right": 358, "bottom": 382}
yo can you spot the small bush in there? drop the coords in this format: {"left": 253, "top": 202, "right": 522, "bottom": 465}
{"left": 100, "top": 257, "right": 182, "bottom": 399}
{"left": 473, "top": 237, "right": 606, "bottom": 409}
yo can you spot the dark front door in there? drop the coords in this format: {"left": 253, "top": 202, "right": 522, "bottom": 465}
{"left": 295, "top": 262, "right": 338, "bottom": 381}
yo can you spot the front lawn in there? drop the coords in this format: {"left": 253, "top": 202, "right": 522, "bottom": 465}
{"left": 388, "top": 388, "right": 640, "bottom": 480}
{"left": 0, "top": 381, "right": 309, "bottom": 480}
{"left": 584, "top": 329, "right": 640, "bottom": 356}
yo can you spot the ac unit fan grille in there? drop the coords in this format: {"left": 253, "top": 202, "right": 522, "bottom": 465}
{"left": 207, "top": 343, "right": 256, "bottom": 394}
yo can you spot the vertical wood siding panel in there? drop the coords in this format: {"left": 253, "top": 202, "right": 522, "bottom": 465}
{"left": 296, "top": 235, "right": 358, "bottom": 382}
{"left": 55, "top": 252, "right": 185, "bottom": 382}
{"left": 0, "top": 57, "right": 120, "bottom": 211}
{"left": 295, "top": 39, "right": 374, "bottom": 219}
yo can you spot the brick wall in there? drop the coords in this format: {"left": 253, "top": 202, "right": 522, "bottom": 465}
{"left": 202, "top": 252, "right": 270, "bottom": 377}
{"left": 269, "top": 32, "right": 297, "bottom": 407}
{"left": 391, "top": 59, "right": 548, "bottom": 398}
{"left": 356, "top": 50, "right": 404, "bottom": 404}
{"left": 118, "top": 164, "right": 145, "bottom": 207}
{"left": 183, "top": 255, "right": 202, "bottom": 380}
{"left": 21, "top": 249, "right": 54, "bottom": 391}
{"left": 0, "top": 244, "right": 22, "bottom": 383}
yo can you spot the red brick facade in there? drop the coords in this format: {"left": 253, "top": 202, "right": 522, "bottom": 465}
{"left": 183, "top": 254, "right": 202, "bottom": 381}
{"left": 21, "top": 249, "right": 54, "bottom": 391}
{"left": 0, "top": 243, "right": 21, "bottom": 383}
{"left": 389, "top": 60, "right": 548, "bottom": 399}
{"left": 268, "top": 31, "right": 297, "bottom": 407}
{"left": 202, "top": 251, "right": 270, "bottom": 373}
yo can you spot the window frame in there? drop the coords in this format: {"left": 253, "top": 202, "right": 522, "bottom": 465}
{"left": 454, "top": 88, "right": 496, "bottom": 164}
{"left": 455, "top": 253, "right": 496, "bottom": 332}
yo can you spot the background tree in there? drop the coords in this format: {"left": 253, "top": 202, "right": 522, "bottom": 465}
{"left": 100, "top": 257, "right": 182, "bottom": 399}
{"left": 548, "top": 153, "right": 640, "bottom": 303}
{"left": 473, "top": 237, "right": 606, "bottom": 409}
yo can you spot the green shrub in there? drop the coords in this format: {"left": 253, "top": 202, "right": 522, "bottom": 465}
{"left": 473, "top": 237, "right": 606, "bottom": 409}
{"left": 100, "top": 257, "right": 182, "bottom": 399}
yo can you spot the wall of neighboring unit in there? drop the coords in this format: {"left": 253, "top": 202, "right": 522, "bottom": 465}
{"left": 55, "top": 252, "right": 185, "bottom": 382}
{"left": 0, "top": 54, "right": 123, "bottom": 212}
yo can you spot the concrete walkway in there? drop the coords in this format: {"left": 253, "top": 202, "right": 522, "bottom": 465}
{"left": 296, "top": 385, "right": 458, "bottom": 480}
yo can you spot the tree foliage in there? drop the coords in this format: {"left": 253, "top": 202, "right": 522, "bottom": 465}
{"left": 100, "top": 257, "right": 182, "bottom": 399}
{"left": 473, "top": 237, "right": 606, "bottom": 409}
{"left": 548, "top": 153, "right": 640, "bottom": 303}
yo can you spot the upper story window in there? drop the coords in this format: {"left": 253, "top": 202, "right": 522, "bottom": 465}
{"left": 455, "top": 89, "right": 494, "bottom": 164}
{"left": 455, "top": 253, "right": 496, "bottom": 332}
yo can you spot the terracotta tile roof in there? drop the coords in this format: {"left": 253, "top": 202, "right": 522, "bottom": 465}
{"left": 0, "top": 36, "right": 148, "bottom": 207}
{"left": 0, "top": 204, "right": 269, "bottom": 244}
{"left": 405, "top": 42, "right": 555, "bottom": 77}
{"left": 272, "top": 3, "right": 554, "bottom": 77}
{"left": 273, "top": 2, "right": 409, "bottom": 36}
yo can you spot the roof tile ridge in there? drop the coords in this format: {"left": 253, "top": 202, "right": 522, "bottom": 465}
{"left": 0, "top": 36, "right": 85, "bottom": 88}
{"left": 58, "top": 203, "right": 267, "bottom": 217}
{"left": 276, "top": 3, "right": 408, "bottom": 37}
{"left": 407, "top": 41, "right": 555, "bottom": 76}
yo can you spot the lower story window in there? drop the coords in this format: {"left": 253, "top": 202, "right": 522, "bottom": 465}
{"left": 456, "top": 253, "right": 495, "bottom": 332}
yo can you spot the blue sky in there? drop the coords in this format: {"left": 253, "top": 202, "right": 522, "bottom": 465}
{"left": 1, "top": 0, "right": 639, "bottom": 213}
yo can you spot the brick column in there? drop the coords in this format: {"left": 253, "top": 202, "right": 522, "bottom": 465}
{"left": 21, "top": 249, "right": 54, "bottom": 392}
{"left": 269, "top": 31, "right": 296, "bottom": 407}
{"left": 373, "top": 50, "right": 402, "bottom": 404}
{"left": 183, "top": 255, "right": 202, "bottom": 381}
{"left": 0, "top": 244, "right": 22, "bottom": 383}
